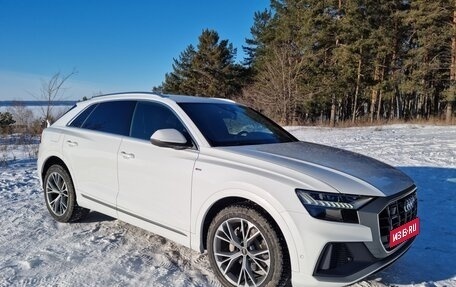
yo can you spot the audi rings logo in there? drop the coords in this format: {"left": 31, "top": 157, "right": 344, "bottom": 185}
{"left": 404, "top": 195, "right": 416, "bottom": 213}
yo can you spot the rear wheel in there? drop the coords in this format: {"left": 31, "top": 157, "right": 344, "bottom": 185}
{"left": 207, "top": 205, "right": 287, "bottom": 287}
{"left": 44, "top": 164, "right": 89, "bottom": 222}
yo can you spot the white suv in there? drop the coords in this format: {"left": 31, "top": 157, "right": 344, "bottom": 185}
{"left": 37, "top": 92, "right": 419, "bottom": 287}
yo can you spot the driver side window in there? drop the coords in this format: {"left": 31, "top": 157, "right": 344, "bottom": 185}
{"left": 130, "top": 101, "right": 187, "bottom": 141}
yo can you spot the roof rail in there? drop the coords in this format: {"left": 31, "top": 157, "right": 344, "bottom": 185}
{"left": 91, "top": 91, "right": 165, "bottom": 98}
{"left": 214, "top": 97, "right": 236, "bottom": 103}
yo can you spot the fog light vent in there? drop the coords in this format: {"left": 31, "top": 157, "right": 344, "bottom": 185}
{"left": 314, "top": 242, "right": 376, "bottom": 277}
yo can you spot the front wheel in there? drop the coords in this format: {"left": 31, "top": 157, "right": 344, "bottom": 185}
{"left": 207, "top": 205, "right": 288, "bottom": 287}
{"left": 43, "top": 164, "right": 89, "bottom": 222}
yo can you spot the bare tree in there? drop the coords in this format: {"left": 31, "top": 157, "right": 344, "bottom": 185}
{"left": 7, "top": 102, "right": 34, "bottom": 133}
{"left": 246, "top": 45, "right": 307, "bottom": 125}
{"left": 30, "top": 69, "right": 78, "bottom": 123}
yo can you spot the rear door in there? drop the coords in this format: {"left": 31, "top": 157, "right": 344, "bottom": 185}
{"left": 62, "top": 100, "right": 136, "bottom": 217}
{"left": 117, "top": 101, "right": 199, "bottom": 245}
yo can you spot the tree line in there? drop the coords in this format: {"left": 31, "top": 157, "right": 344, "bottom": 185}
{"left": 161, "top": 0, "right": 456, "bottom": 125}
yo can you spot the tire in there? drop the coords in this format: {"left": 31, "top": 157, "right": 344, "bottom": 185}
{"left": 207, "top": 205, "right": 288, "bottom": 287}
{"left": 43, "top": 164, "right": 89, "bottom": 222}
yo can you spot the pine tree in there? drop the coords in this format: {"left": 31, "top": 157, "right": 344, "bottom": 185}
{"left": 447, "top": 0, "right": 456, "bottom": 123}
{"left": 403, "top": 0, "right": 453, "bottom": 119}
{"left": 162, "top": 44, "right": 197, "bottom": 95}
{"left": 244, "top": 0, "right": 328, "bottom": 124}
{"left": 240, "top": 0, "right": 455, "bottom": 123}
{"left": 162, "top": 30, "right": 245, "bottom": 98}
{"left": 0, "top": 112, "right": 15, "bottom": 132}
{"left": 243, "top": 9, "right": 273, "bottom": 68}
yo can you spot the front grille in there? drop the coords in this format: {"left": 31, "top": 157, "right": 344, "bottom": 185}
{"left": 379, "top": 191, "right": 418, "bottom": 251}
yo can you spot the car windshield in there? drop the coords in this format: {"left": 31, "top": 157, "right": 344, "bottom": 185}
{"left": 179, "top": 102, "right": 297, "bottom": 147}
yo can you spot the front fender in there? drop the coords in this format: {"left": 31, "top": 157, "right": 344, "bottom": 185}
{"left": 192, "top": 186, "right": 303, "bottom": 273}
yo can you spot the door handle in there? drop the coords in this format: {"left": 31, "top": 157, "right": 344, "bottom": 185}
{"left": 66, "top": 140, "right": 78, "bottom": 147}
{"left": 120, "top": 151, "right": 135, "bottom": 159}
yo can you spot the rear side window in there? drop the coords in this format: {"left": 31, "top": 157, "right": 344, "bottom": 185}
{"left": 81, "top": 101, "right": 136, "bottom": 136}
{"left": 69, "top": 104, "right": 97, "bottom": 128}
{"left": 130, "top": 101, "right": 186, "bottom": 141}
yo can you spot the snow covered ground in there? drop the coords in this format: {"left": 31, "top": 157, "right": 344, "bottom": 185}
{"left": 0, "top": 124, "right": 455, "bottom": 287}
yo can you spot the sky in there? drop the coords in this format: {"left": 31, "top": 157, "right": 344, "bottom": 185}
{"left": 0, "top": 0, "right": 269, "bottom": 101}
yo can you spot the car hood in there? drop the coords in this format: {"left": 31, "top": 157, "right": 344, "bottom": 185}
{"left": 220, "top": 141, "right": 414, "bottom": 197}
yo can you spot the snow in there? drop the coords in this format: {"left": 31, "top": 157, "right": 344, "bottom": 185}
{"left": 0, "top": 124, "right": 455, "bottom": 287}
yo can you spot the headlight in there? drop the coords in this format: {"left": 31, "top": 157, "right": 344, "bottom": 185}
{"left": 296, "top": 189, "right": 373, "bottom": 223}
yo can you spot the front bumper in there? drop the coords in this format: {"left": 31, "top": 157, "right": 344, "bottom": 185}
{"left": 287, "top": 186, "right": 418, "bottom": 287}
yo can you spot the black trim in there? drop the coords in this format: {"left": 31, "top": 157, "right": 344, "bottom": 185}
{"left": 150, "top": 138, "right": 192, "bottom": 150}
{"left": 313, "top": 237, "right": 415, "bottom": 283}
{"left": 117, "top": 206, "right": 187, "bottom": 237}
{"left": 81, "top": 193, "right": 116, "bottom": 209}
{"left": 314, "top": 242, "right": 376, "bottom": 277}
{"left": 81, "top": 193, "right": 187, "bottom": 237}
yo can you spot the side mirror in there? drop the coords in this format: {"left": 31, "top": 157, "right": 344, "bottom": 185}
{"left": 150, "top": 129, "right": 190, "bottom": 149}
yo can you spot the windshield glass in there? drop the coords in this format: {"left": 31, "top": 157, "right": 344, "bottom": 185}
{"left": 179, "top": 102, "right": 297, "bottom": 147}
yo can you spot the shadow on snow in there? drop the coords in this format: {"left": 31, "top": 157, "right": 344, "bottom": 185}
{"left": 77, "top": 211, "right": 116, "bottom": 224}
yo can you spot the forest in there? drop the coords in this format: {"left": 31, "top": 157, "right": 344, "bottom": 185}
{"left": 159, "top": 0, "right": 456, "bottom": 126}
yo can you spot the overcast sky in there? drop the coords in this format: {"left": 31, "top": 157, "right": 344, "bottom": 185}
{"left": 0, "top": 0, "right": 268, "bottom": 101}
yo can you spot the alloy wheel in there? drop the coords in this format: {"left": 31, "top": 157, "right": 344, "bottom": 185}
{"left": 213, "top": 217, "right": 270, "bottom": 286}
{"left": 45, "top": 172, "right": 69, "bottom": 216}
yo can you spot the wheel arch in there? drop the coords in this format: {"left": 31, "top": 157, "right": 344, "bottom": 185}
{"left": 41, "top": 155, "right": 90, "bottom": 222}
{"left": 41, "top": 156, "right": 73, "bottom": 186}
{"left": 196, "top": 193, "right": 300, "bottom": 273}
